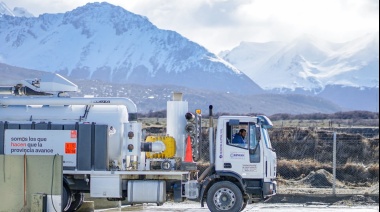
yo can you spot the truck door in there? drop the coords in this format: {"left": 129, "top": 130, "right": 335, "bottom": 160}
{"left": 219, "top": 120, "right": 263, "bottom": 179}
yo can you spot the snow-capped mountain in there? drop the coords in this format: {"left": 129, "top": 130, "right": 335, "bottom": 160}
{"left": 220, "top": 33, "right": 379, "bottom": 111}
{"left": 0, "top": 2, "right": 261, "bottom": 95}
{"left": 221, "top": 33, "right": 379, "bottom": 92}
{"left": 0, "top": 1, "right": 33, "bottom": 17}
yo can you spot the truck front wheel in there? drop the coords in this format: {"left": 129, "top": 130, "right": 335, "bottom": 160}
{"left": 62, "top": 183, "right": 72, "bottom": 211}
{"left": 206, "top": 181, "right": 243, "bottom": 212}
{"left": 68, "top": 192, "right": 84, "bottom": 211}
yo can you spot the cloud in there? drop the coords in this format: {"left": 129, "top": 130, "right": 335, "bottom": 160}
{"left": 192, "top": 0, "right": 251, "bottom": 27}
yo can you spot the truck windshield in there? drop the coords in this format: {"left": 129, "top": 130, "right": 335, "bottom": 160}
{"left": 262, "top": 128, "right": 272, "bottom": 149}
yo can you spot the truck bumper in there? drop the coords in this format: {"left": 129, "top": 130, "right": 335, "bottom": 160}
{"left": 263, "top": 181, "right": 277, "bottom": 198}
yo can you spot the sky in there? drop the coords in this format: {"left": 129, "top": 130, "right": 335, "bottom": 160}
{"left": 2, "top": 0, "right": 379, "bottom": 54}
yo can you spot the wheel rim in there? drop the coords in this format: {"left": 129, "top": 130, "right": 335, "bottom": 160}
{"left": 213, "top": 187, "right": 236, "bottom": 210}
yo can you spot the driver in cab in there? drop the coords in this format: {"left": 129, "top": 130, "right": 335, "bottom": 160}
{"left": 232, "top": 129, "right": 247, "bottom": 146}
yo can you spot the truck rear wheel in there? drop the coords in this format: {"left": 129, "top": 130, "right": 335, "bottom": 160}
{"left": 206, "top": 181, "right": 243, "bottom": 212}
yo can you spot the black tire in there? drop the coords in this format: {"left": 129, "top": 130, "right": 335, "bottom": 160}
{"left": 62, "top": 183, "right": 72, "bottom": 212}
{"left": 206, "top": 181, "right": 243, "bottom": 212}
{"left": 241, "top": 200, "right": 248, "bottom": 211}
{"left": 68, "top": 192, "right": 84, "bottom": 211}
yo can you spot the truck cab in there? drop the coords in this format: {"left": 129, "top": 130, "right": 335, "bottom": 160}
{"left": 200, "top": 115, "right": 277, "bottom": 211}
{"left": 217, "top": 115, "right": 277, "bottom": 192}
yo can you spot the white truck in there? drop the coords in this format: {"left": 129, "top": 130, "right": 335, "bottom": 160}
{"left": 0, "top": 74, "right": 277, "bottom": 212}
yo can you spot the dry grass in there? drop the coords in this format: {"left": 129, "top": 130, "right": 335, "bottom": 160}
{"left": 277, "top": 158, "right": 379, "bottom": 186}
{"left": 277, "top": 159, "right": 331, "bottom": 180}
{"left": 339, "top": 163, "right": 379, "bottom": 185}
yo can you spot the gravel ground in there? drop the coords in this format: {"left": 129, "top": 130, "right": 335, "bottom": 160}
{"left": 93, "top": 201, "right": 379, "bottom": 212}
{"left": 81, "top": 194, "right": 379, "bottom": 212}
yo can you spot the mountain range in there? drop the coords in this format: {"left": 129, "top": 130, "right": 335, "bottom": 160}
{"left": 0, "top": 62, "right": 342, "bottom": 115}
{"left": 220, "top": 33, "right": 379, "bottom": 91}
{"left": 220, "top": 34, "right": 379, "bottom": 111}
{"left": 0, "top": 2, "right": 261, "bottom": 96}
{"left": 0, "top": 2, "right": 378, "bottom": 114}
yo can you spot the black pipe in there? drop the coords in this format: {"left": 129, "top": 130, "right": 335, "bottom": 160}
{"left": 140, "top": 142, "right": 153, "bottom": 152}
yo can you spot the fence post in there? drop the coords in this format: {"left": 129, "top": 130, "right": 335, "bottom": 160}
{"left": 333, "top": 131, "right": 337, "bottom": 195}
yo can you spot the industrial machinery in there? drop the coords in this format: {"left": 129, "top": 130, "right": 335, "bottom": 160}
{"left": 0, "top": 74, "right": 277, "bottom": 212}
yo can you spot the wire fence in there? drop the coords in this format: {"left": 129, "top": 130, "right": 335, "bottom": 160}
{"left": 269, "top": 127, "right": 379, "bottom": 195}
